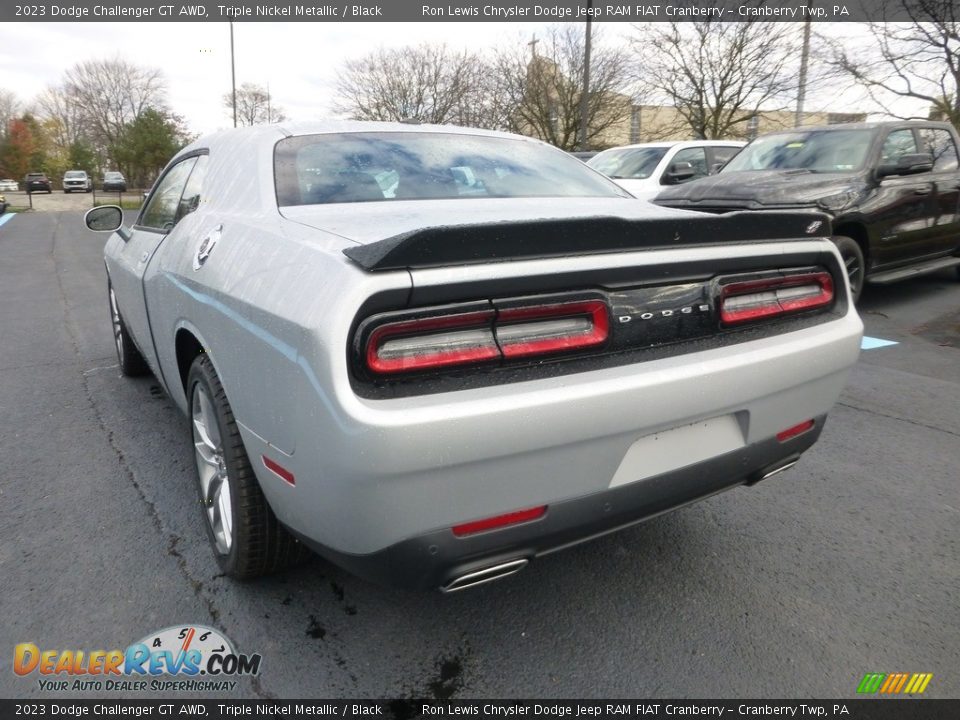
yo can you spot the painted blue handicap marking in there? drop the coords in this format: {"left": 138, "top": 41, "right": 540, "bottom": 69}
{"left": 861, "top": 336, "right": 899, "bottom": 350}
{"left": 0, "top": 213, "right": 14, "bottom": 228}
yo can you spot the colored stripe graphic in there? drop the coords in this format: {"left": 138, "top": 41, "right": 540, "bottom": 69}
{"left": 857, "top": 673, "right": 885, "bottom": 693}
{"left": 858, "top": 672, "right": 932, "bottom": 694}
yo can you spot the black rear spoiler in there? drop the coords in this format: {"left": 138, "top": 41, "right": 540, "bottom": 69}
{"left": 342, "top": 211, "right": 833, "bottom": 272}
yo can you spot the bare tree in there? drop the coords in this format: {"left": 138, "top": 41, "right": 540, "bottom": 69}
{"left": 62, "top": 57, "right": 167, "bottom": 151}
{"left": 35, "top": 85, "right": 86, "bottom": 151}
{"left": 334, "top": 43, "right": 503, "bottom": 127}
{"left": 493, "top": 26, "right": 633, "bottom": 150}
{"left": 222, "top": 82, "right": 287, "bottom": 126}
{"left": 0, "top": 89, "right": 21, "bottom": 139}
{"left": 824, "top": 0, "right": 959, "bottom": 128}
{"left": 629, "top": 19, "right": 800, "bottom": 139}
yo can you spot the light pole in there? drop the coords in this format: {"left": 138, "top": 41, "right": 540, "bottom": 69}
{"left": 795, "top": 1, "right": 812, "bottom": 127}
{"left": 230, "top": 21, "right": 237, "bottom": 128}
{"left": 578, "top": 0, "right": 593, "bottom": 150}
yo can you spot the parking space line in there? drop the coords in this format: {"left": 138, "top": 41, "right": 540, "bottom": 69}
{"left": 0, "top": 213, "right": 14, "bottom": 228}
{"left": 861, "top": 336, "right": 899, "bottom": 350}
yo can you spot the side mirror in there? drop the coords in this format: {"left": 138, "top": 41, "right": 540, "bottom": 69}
{"left": 665, "top": 161, "right": 696, "bottom": 183}
{"left": 878, "top": 152, "right": 934, "bottom": 178}
{"left": 84, "top": 205, "right": 123, "bottom": 232}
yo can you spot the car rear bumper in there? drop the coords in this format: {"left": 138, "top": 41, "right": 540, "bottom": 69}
{"left": 293, "top": 420, "right": 823, "bottom": 590}
{"left": 243, "top": 309, "right": 862, "bottom": 578}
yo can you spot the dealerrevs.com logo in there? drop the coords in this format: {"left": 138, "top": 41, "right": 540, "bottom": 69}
{"left": 13, "top": 625, "right": 261, "bottom": 692}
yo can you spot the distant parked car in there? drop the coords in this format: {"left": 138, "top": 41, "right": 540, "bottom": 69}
{"left": 588, "top": 140, "right": 745, "bottom": 200}
{"left": 0, "top": 179, "right": 18, "bottom": 192}
{"left": 103, "top": 171, "right": 127, "bottom": 192}
{"left": 654, "top": 121, "right": 960, "bottom": 302}
{"left": 0, "top": 194, "right": 7, "bottom": 214}
{"left": 63, "top": 170, "right": 93, "bottom": 193}
{"left": 25, "top": 173, "right": 52, "bottom": 194}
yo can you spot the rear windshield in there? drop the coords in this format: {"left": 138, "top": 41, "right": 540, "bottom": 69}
{"left": 723, "top": 129, "right": 875, "bottom": 173}
{"left": 587, "top": 147, "right": 669, "bottom": 179}
{"left": 274, "top": 132, "right": 627, "bottom": 206}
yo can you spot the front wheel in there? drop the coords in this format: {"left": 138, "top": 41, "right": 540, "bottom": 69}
{"left": 187, "top": 354, "right": 310, "bottom": 578}
{"left": 108, "top": 283, "right": 149, "bottom": 376}
{"left": 833, "top": 236, "right": 865, "bottom": 304}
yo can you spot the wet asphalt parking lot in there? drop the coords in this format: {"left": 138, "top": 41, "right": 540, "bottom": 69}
{"left": 0, "top": 210, "right": 957, "bottom": 700}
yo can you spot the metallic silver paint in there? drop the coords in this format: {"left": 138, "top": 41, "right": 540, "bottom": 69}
{"left": 102, "top": 123, "right": 864, "bottom": 562}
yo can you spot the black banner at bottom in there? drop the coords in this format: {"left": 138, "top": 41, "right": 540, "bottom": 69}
{"left": 1, "top": 700, "right": 957, "bottom": 720}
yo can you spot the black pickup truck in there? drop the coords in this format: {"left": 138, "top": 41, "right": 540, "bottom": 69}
{"left": 654, "top": 121, "right": 960, "bottom": 301}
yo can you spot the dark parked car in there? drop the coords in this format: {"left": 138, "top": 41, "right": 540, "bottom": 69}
{"left": 654, "top": 121, "right": 960, "bottom": 301}
{"left": 103, "top": 171, "right": 127, "bottom": 192}
{"left": 25, "top": 173, "right": 52, "bottom": 194}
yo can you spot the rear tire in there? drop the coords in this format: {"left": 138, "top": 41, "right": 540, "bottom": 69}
{"left": 187, "top": 354, "right": 311, "bottom": 579}
{"left": 108, "top": 282, "right": 150, "bottom": 376}
{"left": 833, "top": 236, "right": 864, "bottom": 304}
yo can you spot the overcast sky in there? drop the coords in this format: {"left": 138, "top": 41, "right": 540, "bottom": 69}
{"left": 0, "top": 21, "right": 930, "bottom": 137}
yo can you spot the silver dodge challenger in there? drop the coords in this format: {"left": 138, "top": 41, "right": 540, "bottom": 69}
{"left": 85, "top": 122, "right": 863, "bottom": 591}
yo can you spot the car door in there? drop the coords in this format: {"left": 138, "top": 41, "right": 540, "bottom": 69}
{"left": 872, "top": 127, "right": 939, "bottom": 266}
{"left": 918, "top": 126, "right": 960, "bottom": 254}
{"left": 107, "top": 154, "right": 199, "bottom": 375}
{"left": 659, "top": 146, "right": 709, "bottom": 187}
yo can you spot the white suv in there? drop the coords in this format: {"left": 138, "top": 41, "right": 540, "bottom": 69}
{"left": 588, "top": 140, "right": 745, "bottom": 201}
{"left": 63, "top": 170, "right": 93, "bottom": 193}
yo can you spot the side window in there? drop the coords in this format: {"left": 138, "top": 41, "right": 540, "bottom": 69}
{"left": 139, "top": 156, "right": 199, "bottom": 231}
{"left": 919, "top": 128, "right": 959, "bottom": 172}
{"left": 710, "top": 146, "right": 740, "bottom": 171}
{"left": 879, "top": 129, "right": 919, "bottom": 167}
{"left": 666, "top": 147, "right": 708, "bottom": 183}
{"left": 176, "top": 155, "right": 209, "bottom": 223}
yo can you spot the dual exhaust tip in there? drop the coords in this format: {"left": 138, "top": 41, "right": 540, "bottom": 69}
{"left": 441, "top": 457, "right": 802, "bottom": 592}
{"left": 441, "top": 558, "right": 529, "bottom": 593}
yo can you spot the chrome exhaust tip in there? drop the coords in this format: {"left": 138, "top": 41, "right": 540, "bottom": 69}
{"left": 441, "top": 558, "right": 529, "bottom": 593}
{"left": 747, "top": 457, "right": 800, "bottom": 486}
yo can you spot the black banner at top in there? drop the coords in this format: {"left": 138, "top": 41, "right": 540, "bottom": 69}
{"left": 0, "top": 0, "right": 943, "bottom": 23}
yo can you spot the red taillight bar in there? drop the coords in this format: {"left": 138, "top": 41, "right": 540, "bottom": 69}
{"left": 452, "top": 505, "right": 548, "bottom": 537}
{"left": 497, "top": 300, "right": 609, "bottom": 359}
{"left": 365, "top": 300, "right": 609, "bottom": 375}
{"left": 365, "top": 310, "right": 498, "bottom": 374}
{"left": 720, "top": 272, "right": 834, "bottom": 325}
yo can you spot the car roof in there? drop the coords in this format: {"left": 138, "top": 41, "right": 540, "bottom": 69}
{"left": 599, "top": 139, "right": 746, "bottom": 152}
{"left": 764, "top": 120, "right": 956, "bottom": 134}
{"left": 183, "top": 120, "right": 547, "bottom": 157}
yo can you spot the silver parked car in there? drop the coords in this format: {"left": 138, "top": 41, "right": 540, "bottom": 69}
{"left": 84, "top": 122, "right": 862, "bottom": 591}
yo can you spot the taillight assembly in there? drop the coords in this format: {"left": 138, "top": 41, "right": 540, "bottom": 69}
{"left": 362, "top": 299, "right": 609, "bottom": 376}
{"left": 719, "top": 272, "right": 834, "bottom": 325}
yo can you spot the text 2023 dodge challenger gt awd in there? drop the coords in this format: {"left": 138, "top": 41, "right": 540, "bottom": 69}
{"left": 84, "top": 122, "right": 863, "bottom": 591}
